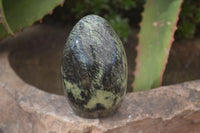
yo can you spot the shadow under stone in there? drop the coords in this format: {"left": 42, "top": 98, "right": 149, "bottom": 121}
{"left": 8, "top": 24, "right": 70, "bottom": 95}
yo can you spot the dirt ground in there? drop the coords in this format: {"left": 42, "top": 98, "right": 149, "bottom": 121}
{"left": 1, "top": 24, "right": 199, "bottom": 95}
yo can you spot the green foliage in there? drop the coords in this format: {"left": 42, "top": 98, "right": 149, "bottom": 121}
{"left": 176, "top": 0, "right": 200, "bottom": 39}
{"left": 0, "top": 0, "right": 64, "bottom": 39}
{"left": 106, "top": 13, "right": 130, "bottom": 42}
{"left": 133, "top": 0, "right": 183, "bottom": 91}
{"left": 66, "top": 0, "right": 138, "bottom": 42}
{"left": 0, "top": 0, "right": 13, "bottom": 38}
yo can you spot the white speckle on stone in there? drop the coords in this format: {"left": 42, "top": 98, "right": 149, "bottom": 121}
{"left": 29, "top": 122, "right": 32, "bottom": 128}
{"left": 16, "top": 121, "right": 19, "bottom": 129}
{"left": 63, "top": 117, "right": 71, "bottom": 122}
{"left": 128, "top": 115, "right": 132, "bottom": 119}
{"left": 2, "top": 82, "right": 7, "bottom": 88}
{"left": 76, "top": 40, "right": 79, "bottom": 44}
{"left": 138, "top": 130, "right": 143, "bottom": 133}
{"left": 167, "top": 21, "right": 172, "bottom": 25}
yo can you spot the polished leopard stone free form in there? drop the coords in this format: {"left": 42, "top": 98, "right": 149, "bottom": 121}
{"left": 61, "top": 15, "right": 127, "bottom": 118}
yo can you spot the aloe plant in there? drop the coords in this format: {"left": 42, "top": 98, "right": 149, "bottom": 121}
{"left": 0, "top": 0, "right": 64, "bottom": 39}
{"left": 133, "top": 0, "right": 183, "bottom": 91}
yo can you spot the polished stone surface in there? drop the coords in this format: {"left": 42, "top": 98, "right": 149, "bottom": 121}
{"left": 61, "top": 15, "right": 128, "bottom": 118}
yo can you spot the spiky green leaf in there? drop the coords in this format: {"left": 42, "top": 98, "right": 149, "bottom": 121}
{"left": 0, "top": 0, "right": 64, "bottom": 39}
{"left": 133, "top": 0, "right": 183, "bottom": 91}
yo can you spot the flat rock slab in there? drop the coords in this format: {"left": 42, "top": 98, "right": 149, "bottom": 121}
{"left": 0, "top": 25, "right": 200, "bottom": 133}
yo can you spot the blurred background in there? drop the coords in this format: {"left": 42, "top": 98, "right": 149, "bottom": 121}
{"left": 1, "top": 0, "right": 200, "bottom": 94}
{"left": 43, "top": 0, "right": 200, "bottom": 41}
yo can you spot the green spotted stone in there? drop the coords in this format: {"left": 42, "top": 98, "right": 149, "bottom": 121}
{"left": 61, "top": 15, "right": 127, "bottom": 118}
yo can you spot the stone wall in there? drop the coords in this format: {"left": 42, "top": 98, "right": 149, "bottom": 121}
{"left": 0, "top": 25, "right": 200, "bottom": 133}
{"left": 0, "top": 51, "right": 200, "bottom": 132}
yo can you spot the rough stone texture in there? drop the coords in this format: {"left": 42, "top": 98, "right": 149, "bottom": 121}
{"left": 0, "top": 25, "right": 200, "bottom": 133}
